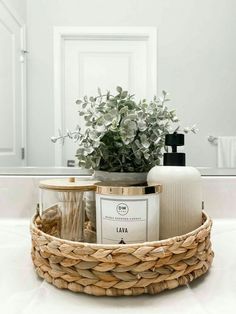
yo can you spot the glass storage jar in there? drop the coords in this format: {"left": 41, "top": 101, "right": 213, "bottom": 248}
{"left": 39, "top": 178, "right": 97, "bottom": 242}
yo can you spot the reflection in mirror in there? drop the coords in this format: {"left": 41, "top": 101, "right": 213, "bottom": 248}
{"left": 0, "top": 0, "right": 236, "bottom": 175}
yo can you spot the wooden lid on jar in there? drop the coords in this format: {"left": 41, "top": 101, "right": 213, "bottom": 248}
{"left": 39, "top": 177, "right": 99, "bottom": 191}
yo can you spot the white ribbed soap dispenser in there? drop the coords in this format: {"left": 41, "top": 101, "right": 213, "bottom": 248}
{"left": 147, "top": 132, "right": 202, "bottom": 240}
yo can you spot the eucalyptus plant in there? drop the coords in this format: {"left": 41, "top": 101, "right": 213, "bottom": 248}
{"left": 67, "top": 87, "right": 197, "bottom": 172}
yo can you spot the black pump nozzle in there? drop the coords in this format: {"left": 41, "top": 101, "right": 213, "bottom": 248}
{"left": 164, "top": 132, "right": 186, "bottom": 166}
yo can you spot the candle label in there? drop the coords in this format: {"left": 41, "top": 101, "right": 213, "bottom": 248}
{"left": 99, "top": 197, "right": 148, "bottom": 244}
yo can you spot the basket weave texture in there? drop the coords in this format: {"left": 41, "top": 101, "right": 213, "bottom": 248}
{"left": 30, "top": 211, "right": 214, "bottom": 296}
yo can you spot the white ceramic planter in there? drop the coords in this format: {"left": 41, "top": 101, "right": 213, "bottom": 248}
{"left": 93, "top": 170, "right": 147, "bottom": 183}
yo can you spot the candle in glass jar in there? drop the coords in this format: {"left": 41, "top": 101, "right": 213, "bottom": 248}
{"left": 95, "top": 182, "right": 162, "bottom": 244}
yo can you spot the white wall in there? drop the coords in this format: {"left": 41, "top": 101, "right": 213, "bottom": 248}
{"left": 26, "top": 0, "right": 236, "bottom": 167}
{"left": 4, "top": 0, "right": 27, "bottom": 21}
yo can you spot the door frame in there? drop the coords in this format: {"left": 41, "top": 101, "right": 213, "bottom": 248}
{"left": 0, "top": 0, "right": 27, "bottom": 165}
{"left": 53, "top": 27, "right": 157, "bottom": 166}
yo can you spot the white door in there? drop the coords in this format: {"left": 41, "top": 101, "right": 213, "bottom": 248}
{"left": 54, "top": 28, "right": 157, "bottom": 166}
{"left": 0, "top": 2, "right": 25, "bottom": 166}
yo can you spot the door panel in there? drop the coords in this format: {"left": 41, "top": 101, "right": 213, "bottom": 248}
{"left": 54, "top": 28, "right": 157, "bottom": 166}
{"left": 0, "top": 2, "right": 25, "bottom": 166}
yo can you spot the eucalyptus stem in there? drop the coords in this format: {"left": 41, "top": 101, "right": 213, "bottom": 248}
{"left": 52, "top": 87, "right": 198, "bottom": 172}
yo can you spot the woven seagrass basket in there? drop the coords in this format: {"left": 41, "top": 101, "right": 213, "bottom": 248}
{"left": 30, "top": 211, "right": 214, "bottom": 296}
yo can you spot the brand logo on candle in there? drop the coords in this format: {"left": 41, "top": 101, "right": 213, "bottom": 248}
{"left": 116, "top": 203, "right": 129, "bottom": 216}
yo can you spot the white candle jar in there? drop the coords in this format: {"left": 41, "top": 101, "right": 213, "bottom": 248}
{"left": 95, "top": 182, "right": 162, "bottom": 244}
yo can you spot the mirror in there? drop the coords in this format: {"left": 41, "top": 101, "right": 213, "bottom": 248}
{"left": 0, "top": 0, "right": 235, "bottom": 175}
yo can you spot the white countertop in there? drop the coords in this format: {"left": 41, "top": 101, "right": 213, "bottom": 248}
{"left": 0, "top": 218, "right": 235, "bottom": 314}
{"left": 0, "top": 167, "right": 92, "bottom": 176}
{"left": 1, "top": 167, "right": 236, "bottom": 177}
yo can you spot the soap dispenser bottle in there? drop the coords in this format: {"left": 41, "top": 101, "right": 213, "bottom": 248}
{"left": 147, "top": 132, "right": 202, "bottom": 240}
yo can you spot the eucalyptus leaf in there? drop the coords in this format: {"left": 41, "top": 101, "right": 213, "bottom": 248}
{"left": 116, "top": 86, "right": 122, "bottom": 93}
{"left": 140, "top": 134, "right": 150, "bottom": 149}
{"left": 121, "top": 91, "right": 128, "bottom": 99}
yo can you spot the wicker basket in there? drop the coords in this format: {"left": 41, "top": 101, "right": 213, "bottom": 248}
{"left": 30, "top": 211, "right": 214, "bottom": 296}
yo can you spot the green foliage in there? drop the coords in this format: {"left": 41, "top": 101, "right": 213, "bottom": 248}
{"left": 75, "top": 87, "right": 180, "bottom": 172}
